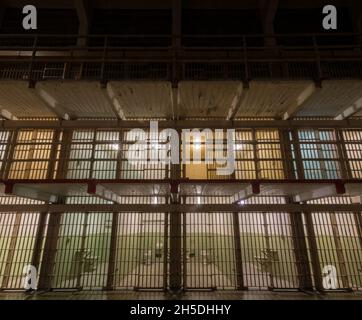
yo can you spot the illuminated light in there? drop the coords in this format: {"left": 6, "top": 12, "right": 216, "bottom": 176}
{"left": 153, "top": 196, "right": 158, "bottom": 204}
{"left": 234, "top": 144, "right": 243, "bottom": 151}
{"left": 193, "top": 137, "right": 202, "bottom": 150}
{"left": 111, "top": 144, "right": 119, "bottom": 151}
{"left": 197, "top": 196, "right": 201, "bottom": 204}
{"left": 151, "top": 140, "right": 161, "bottom": 150}
{"left": 238, "top": 200, "right": 245, "bottom": 205}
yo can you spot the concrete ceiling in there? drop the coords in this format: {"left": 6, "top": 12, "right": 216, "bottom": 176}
{"left": 178, "top": 81, "right": 242, "bottom": 118}
{"left": 0, "top": 81, "right": 56, "bottom": 118}
{"left": 295, "top": 80, "right": 362, "bottom": 118}
{"left": 36, "top": 81, "right": 117, "bottom": 119}
{"left": 235, "top": 81, "right": 314, "bottom": 118}
{"left": 1, "top": 79, "right": 360, "bottom": 120}
{"left": 108, "top": 81, "right": 172, "bottom": 119}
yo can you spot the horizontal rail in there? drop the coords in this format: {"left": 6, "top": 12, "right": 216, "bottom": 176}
{"left": 1, "top": 120, "right": 362, "bottom": 129}
{"left": 0, "top": 204, "right": 361, "bottom": 213}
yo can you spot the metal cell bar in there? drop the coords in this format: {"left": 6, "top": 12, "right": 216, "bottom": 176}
{"left": 232, "top": 212, "right": 245, "bottom": 290}
{"left": 303, "top": 211, "right": 324, "bottom": 292}
{"left": 105, "top": 212, "right": 118, "bottom": 290}
{"left": 38, "top": 213, "right": 62, "bottom": 290}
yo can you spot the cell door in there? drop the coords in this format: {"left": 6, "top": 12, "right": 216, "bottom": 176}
{"left": 183, "top": 213, "right": 237, "bottom": 290}
{"left": 114, "top": 213, "right": 169, "bottom": 290}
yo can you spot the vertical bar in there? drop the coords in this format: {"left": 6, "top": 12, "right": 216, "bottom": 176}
{"left": 169, "top": 130, "right": 182, "bottom": 292}
{"left": 76, "top": 213, "right": 88, "bottom": 289}
{"left": 2, "top": 130, "right": 19, "bottom": 180}
{"left": 304, "top": 212, "right": 324, "bottom": 292}
{"left": 289, "top": 212, "right": 314, "bottom": 290}
{"left": 105, "top": 212, "right": 118, "bottom": 290}
{"left": 169, "top": 211, "right": 182, "bottom": 292}
{"left": 232, "top": 212, "right": 246, "bottom": 290}
{"left": 28, "top": 35, "right": 38, "bottom": 87}
{"left": 46, "top": 130, "right": 61, "bottom": 179}
{"left": 335, "top": 129, "right": 352, "bottom": 179}
{"left": 31, "top": 213, "right": 47, "bottom": 272}
{"left": 312, "top": 34, "right": 323, "bottom": 83}
{"left": 38, "top": 213, "right": 62, "bottom": 290}
{"left": 163, "top": 211, "right": 169, "bottom": 291}
{"left": 290, "top": 129, "right": 305, "bottom": 180}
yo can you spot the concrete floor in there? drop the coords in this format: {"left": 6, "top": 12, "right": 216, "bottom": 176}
{"left": 0, "top": 291, "right": 361, "bottom": 300}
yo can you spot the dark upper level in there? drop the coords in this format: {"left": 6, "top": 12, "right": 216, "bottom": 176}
{"left": 0, "top": 0, "right": 360, "bottom": 44}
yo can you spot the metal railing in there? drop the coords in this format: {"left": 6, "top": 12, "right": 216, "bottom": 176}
{"left": 0, "top": 33, "right": 361, "bottom": 81}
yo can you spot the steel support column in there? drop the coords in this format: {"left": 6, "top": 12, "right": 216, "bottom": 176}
{"left": 169, "top": 130, "right": 182, "bottom": 292}
{"left": 105, "top": 213, "right": 118, "bottom": 290}
{"left": 37, "top": 212, "right": 62, "bottom": 290}
{"left": 31, "top": 213, "right": 48, "bottom": 274}
{"left": 232, "top": 212, "right": 246, "bottom": 290}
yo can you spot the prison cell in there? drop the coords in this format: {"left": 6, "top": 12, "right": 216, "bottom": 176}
{"left": 0, "top": 128, "right": 361, "bottom": 180}
{"left": 0, "top": 201, "right": 361, "bottom": 291}
{"left": 0, "top": 125, "right": 361, "bottom": 293}
{"left": 0, "top": 196, "right": 44, "bottom": 290}
{"left": 297, "top": 129, "right": 341, "bottom": 180}
{"left": 307, "top": 197, "right": 362, "bottom": 291}
{"left": 8, "top": 130, "right": 56, "bottom": 180}
{"left": 233, "top": 129, "right": 284, "bottom": 180}
{"left": 343, "top": 130, "right": 362, "bottom": 179}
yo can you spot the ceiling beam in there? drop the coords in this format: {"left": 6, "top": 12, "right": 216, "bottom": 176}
{"left": 171, "top": 86, "right": 180, "bottom": 120}
{"left": 2, "top": 119, "right": 362, "bottom": 129}
{"left": 172, "top": 0, "right": 182, "bottom": 48}
{"left": 88, "top": 183, "right": 121, "bottom": 204}
{"left": 74, "top": 0, "right": 92, "bottom": 46}
{"left": 5, "top": 183, "right": 58, "bottom": 203}
{"left": 283, "top": 83, "right": 317, "bottom": 120}
{"left": 103, "top": 83, "right": 126, "bottom": 120}
{"left": 0, "top": 109, "right": 18, "bottom": 120}
{"left": 227, "top": 83, "right": 247, "bottom": 120}
{"left": 335, "top": 96, "right": 362, "bottom": 120}
{"left": 258, "top": 0, "right": 279, "bottom": 46}
{"left": 293, "top": 184, "right": 343, "bottom": 202}
{"left": 34, "top": 85, "right": 73, "bottom": 120}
